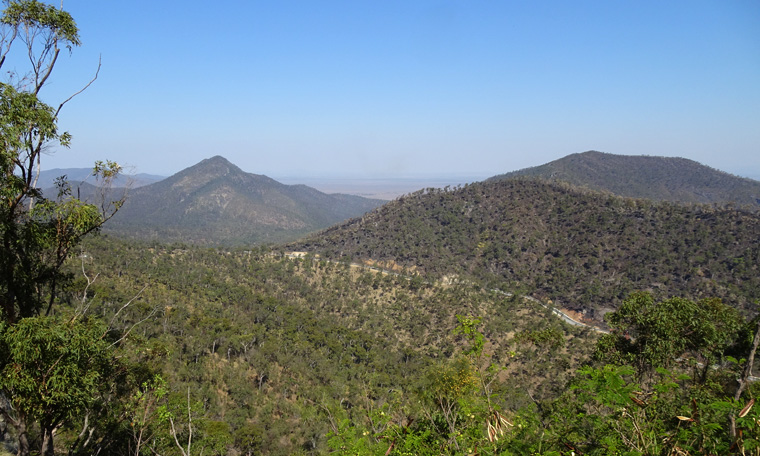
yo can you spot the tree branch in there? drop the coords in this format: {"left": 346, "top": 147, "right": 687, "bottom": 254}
{"left": 55, "top": 54, "right": 100, "bottom": 117}
{"left": 107, "top": 304, "right": 157, "bottom": 349}
{"left": 35, "top": 47, "right": 59, "bottom": 95}
{"left": 105, "top": 284, "right": 148, "bottom": 331}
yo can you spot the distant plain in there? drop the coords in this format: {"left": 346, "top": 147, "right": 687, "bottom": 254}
{"left": 274, "top": 175, "right": 489, "bottom": 200}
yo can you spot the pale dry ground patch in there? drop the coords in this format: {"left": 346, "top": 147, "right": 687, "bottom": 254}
{"left": 281, "top": 254, "right": 599, "bottom": 361}
{"left": 282, "top": 251, "right": 605, "bottom": 333}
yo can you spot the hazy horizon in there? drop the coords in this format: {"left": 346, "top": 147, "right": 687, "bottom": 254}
{"left": 17, "top": 1, "right": 756, "bottom": 182}
{"left": 44, "top": 153, "right": 759, "bottom": 182}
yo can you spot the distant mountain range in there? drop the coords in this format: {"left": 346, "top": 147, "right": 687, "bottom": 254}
{"left": 37, "top": 167, "right": 165, "bottom": 189}
{"left": 85, "top": 156, "right": 385, "bottom": 245}
{"left": 44, "top": 151, "right": 760, "bottom": 251}
{"left": 488, "top": 151, "right": 760, "bottom": 209}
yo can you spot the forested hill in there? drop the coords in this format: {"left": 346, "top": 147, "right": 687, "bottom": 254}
{"left": 102, "top": 156, "right": 385, "bottom": 245}
{"left": 488, "top": 151, "right": 760, "bottom": 209}
{"left": 290, "top": 179, "right": 760, "bottom": 320}
{"left": 66, "top": 235, "right": 595, "bottom": 455}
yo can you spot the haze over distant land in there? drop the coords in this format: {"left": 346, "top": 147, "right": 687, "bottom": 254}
{"left": 41, "top": 150, "right": 759, "bottom": 201}
{"left": 274, "top": 174, "right": 488, "bottom": 199}
{"left": 30, "top": 1, "right": 757, "bottom": 181}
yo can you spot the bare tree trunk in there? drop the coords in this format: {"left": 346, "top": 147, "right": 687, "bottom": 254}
{"left": 41, "top": 426, "right": 56, "bottom": 456}
{"left": 730, "top": 318, "right": 760, "bottom": 440}
{"left": 169, "top": 387, "right": 193, "bottom": 456}
{"left": 16, "top": 419, "right": 30, "bottom": 456}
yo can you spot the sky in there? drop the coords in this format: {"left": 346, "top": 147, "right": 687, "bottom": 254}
{"left": 16, "top": 0, "right": 760, "bottom": 179}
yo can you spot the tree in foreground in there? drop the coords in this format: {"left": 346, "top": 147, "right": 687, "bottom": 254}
{"left": 0, "top": 1, "right": 128, "bottom": 455}
{"left": 0, "top": 0, "right": 122, "bottom": 325}
{"left": 553, "top": 292, "right": 760, "bottom": 455}
{"left": 0, "top": 315, "right": 112, "bottom": 455}
{"left": 325, "top": 294, "right": 760, "bottom": 455}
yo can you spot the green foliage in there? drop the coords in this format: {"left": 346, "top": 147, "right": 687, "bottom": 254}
{"left": 0, "top": 2, "right": 133, "bottom": 455}
{"left": 0, "top": 84, "right": 64, "bottom": 161}
{"left": 455, "top": 314, "right": 484, "bottom": 357}
{"left": 422, "top": 357, "right": 478, "bottom": 409}
{"left": 517, "top": 327, "right": 565, "bottom": 349}
{"left": 0, "top": 315, "right": 108, "bottom": 424}
{"left": 597, "top": 292, "right": 743, "bottom": 379}
{"left": 544, "top": 296, "right": 760, "bottom": 455}
{"left": 201, "top": 421, "right": 232, "bottom": 456}
{"left": 0, "top": 82, "right": 84, "bottom": 323}
{"left": 572, "top": 364, "right": 637, "bottom": 408}
{"left": 125, "top": 374, "right": 170, "bottom": 455}
{"left": 47, "top": 234, "right": 760, "bottom": 456}
{"left": 549, "top": 361, "right": 760, "bottom": 455}
{"left": 322, "top": 294, "right": 756, "bottom": 455}
{"left": 327, "top": 417, "right": 387, "bottom": 455}
{"left": 291, "top": 179, "right": 760, "bottom": 321}
{"left": 233, "top": 422, "right": 264, "bottom": 456}
{"left": 54, "top": 224, "right": 760, "bottom": 456}
{"left": 63, "top": 237, "right": 595, "bottom": 455}
{"left": 1, "top": 0, "right": 80, "bottom": 49}
{"left": 0, "top": 0, "right": 121, "bottom": 325}
{"left": 0, "top": 314, "right": 119, "bottom": 455}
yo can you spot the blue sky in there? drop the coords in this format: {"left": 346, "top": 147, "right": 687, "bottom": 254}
{"left": 27, "top": 0, "right": 760, "bottom": 179}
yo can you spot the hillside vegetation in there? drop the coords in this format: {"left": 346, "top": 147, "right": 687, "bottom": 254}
{"left": 488, "top": 151, "right": 760, "bottom": 209}
{"left": 39, "top": 236, "right": 759, "bottom": 456}
{"left": 292, "top": 178, "right": 760, "bottom": 320}
{"left": 4, "top": 2, "right": 760, "bottom": 454}
{"left": 55, "top": 236, "right": 594, "bottom": 455}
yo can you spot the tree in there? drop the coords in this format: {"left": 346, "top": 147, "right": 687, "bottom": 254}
{"left": 126, "top": 374, "right": 170, "bottom": 456}
{"left": 0, "top": 0, "right": 122, "bottom": 326}
{"left": 565, "top": 293, "right": 759, "bottom": 455}
{"left": 0, "top": 315, "right": 113, "bottom": 456}
{"left": 0, "top": 2, "right": 126, "bottom": 454}
{"left": 233, "top": 423, "right": 263, "bottom": 456}
{"left": 595, "top": 292, "right": 742, "bottom": 381}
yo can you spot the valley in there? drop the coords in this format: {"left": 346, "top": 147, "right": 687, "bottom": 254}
{"left": 58, "top": 235, "right": 597, "bottom": 455}
{"left": 4, "top": 151, "right": 760, "bottom": 455}
{"left": 2, "top": 1, "right": 759, "bottom": 454}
